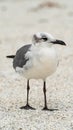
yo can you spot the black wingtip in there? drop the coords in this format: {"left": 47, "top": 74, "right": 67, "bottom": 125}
{"left": 6, "top": 55, "right": 15, "bottom": 58}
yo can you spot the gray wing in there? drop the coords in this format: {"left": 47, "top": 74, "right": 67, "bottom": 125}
{"left": 13, "top": 44, "right": 31, "bottom": 69}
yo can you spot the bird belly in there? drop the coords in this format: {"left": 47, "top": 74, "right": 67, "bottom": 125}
{"left": 24, "top": 61, "right": 57, "bottom": 80}
{"left": 23, "top": 50, "right": 58, "bottom": 79}
{"left": 16, "top": 47, "right": 58, "bottom": 80}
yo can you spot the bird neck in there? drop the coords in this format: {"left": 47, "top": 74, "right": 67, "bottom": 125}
{"left": 33, "top": 42, "right": 51, "bottom": 48}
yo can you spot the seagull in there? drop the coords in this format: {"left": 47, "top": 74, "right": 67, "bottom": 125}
{"left": 6, "top": 32, "right": 66, "bottom": 110}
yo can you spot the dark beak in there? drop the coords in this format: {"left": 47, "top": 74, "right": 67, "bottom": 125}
{"left": 52, "top": 40, "right": 66, "bottom": 46}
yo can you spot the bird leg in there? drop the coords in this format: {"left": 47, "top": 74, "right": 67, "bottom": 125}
{"left": 42, "top": 81, "right": 58, "bottom": 111}
{"left": 20, "top": 80, "right": 35, "bottom": 110}
{"left": 42, "top": 81, "right": 49, "bottom": 110}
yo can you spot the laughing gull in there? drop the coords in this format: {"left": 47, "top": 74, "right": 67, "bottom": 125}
{"left": 7, "top": 32, "right": 66, "bottom": 110}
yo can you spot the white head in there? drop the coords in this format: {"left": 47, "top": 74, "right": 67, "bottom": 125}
{"left": 32, "top": 32, "right": 66, "bottom": 46}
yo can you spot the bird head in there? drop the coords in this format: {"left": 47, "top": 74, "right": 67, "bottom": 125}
{"left": 32, "top": 32, "right": 66, "bottom": 46}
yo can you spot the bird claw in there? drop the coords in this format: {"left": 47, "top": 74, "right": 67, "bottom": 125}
{"left": 20, "top": 104, "right": 36, "bottom": 110}
{"left": 42, "top": 107, "right": 58, "bottom": 111}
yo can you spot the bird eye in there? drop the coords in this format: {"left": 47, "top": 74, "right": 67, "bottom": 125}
{"left": 42, "top": 37, "right": 48, "bottom": 41}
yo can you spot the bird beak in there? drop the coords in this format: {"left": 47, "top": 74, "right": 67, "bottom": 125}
{"left": 51, "top": 40, "right": 66, "bottom": 46}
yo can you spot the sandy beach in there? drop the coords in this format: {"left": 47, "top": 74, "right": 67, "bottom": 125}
{"left": 0, "top": 0, "right": 73, "bottom": 129}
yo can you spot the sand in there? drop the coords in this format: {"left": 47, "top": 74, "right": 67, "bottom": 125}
{"left": 0, "top": 0, "right": 73, "bottom": 129}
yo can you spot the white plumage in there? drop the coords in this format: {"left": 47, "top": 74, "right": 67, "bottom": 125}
{"left": 16, "top": 42, "right": 58, "bottom": 80}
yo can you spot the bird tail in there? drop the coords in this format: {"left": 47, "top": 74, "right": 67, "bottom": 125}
{"left": 6, "top": 55, "right": 15, "bottom": 58}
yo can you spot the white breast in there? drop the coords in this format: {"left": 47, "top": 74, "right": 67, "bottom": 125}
{"left": 16, "top": 44, "right": 58, "bottom": 80}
